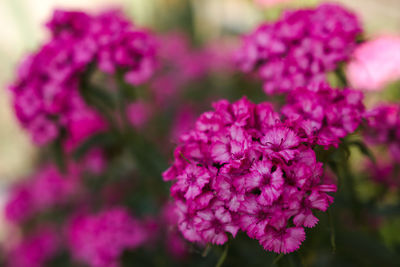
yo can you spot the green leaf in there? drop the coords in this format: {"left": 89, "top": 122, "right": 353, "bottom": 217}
{"left": 347, "top": 140, "right": 376, "bottom": 164}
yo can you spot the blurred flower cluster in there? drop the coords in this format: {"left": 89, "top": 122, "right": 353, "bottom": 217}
{"left": 2, "top": 2, "right": 400, "bottom": 267}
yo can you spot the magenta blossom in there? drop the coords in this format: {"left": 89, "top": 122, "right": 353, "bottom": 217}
{"left": 236, "top": 3, "right": 362, "bottom": 94}
{"left": 10, "top": 9, "right": 157, "bottom": 146}
{"left": 67, "top": 207, "right": 146, "bottom": 267}
{"left": 6, "top": 227, "right": 60, "bottom": 267}
{"left": 164, "top": 97, "right": 336, "bottom": 253}
{"left": 5, "top": 164, "right": 80, "bottom": 223}
{"left": 364, "top": 104, "right": 400, "bottom": 161}
{"left": 282, "top": 83, "right": 364, "bottom": 148}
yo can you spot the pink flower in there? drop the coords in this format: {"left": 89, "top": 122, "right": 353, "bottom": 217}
{"left": 347, "top": 36, "right": 400, "bottom": 91}
{"left": 10, "top": 9, "right": 157, "bottom": 146}
{"left": 364, "top": 104, "right": 400, "bottom": 161}
{"left": 164, "top": 97, "right": 337, "bottom": 253}
{"left": 282, "top": 83, "right": 364, "bottom": 148}
{"left": 194, "top": 201, "right": 239, "bottom": 245}
{"left": 67, "top": 207, "right": 146, "bottom": 267}
{"left": 4, "top": 164, "right": 80, "bottom": 223}
{"left": 236, "top": 3, "right": 361, "bottom": 94}
{"left": 7, "top": 227, "right": 60, "bottom": 267}
{"left": 172, "top": 165, "right": 212, "bottom": 200}
{"left": 243, "top": 159, "right": 284, "bottom": 205}
{"left": 259, "top": 227, "right": 305, "bottom": 254}
{"left": 260, "top": 126, "right": 300, "bottom": 162}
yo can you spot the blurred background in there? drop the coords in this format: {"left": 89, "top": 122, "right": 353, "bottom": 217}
{"left": 0, "top": 0, "right": 399, "bottom": 241}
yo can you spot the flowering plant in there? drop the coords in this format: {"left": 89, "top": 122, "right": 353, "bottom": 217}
{"left": 2, "top": 2, "right": 400, "bottom": 267}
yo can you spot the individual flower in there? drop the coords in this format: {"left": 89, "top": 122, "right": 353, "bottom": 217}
{"left": 6, "top": 227, "right": 60, "bottom": 267}
{"left": 236, "top": 3, "right": 362, "bottom": 94}
{"left": 67, "top": 207, "right": 146, "bottom": 267}
{"left": 346, "top": 35, "right": 400, "bottom": 90}
{"left": 282, "top": 83, "right": 364, "bottom": 148}
{"left": 164, "top": 97, "right": 336, "bottom": 253}
{"left": 10, "top": 9, "right": 157, "bottom": 146}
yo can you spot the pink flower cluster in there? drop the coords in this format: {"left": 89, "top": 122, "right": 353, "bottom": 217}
{"left": 366, "top": 160, "right": 400, "bottom": 189}
{"left": 5, "top": 165, "right": 80, "bottom": 223}
{"left": 6, "top": 227, "right": 60, "bottom": 267}
{"left": 236, "top": 3, "right": 362, "bottom": 94}
{"left": 364, "top": 104, "right": 400, "bottom": 161}
{"left": 10, "top": 9, "right": 157, "bottom": 146}
{"left": 346, "top": 35, "right": 400, "bottom": 91}
{"left": 67, "top": 207, "right": 146, "bottom": 267}
{"left": 163, "top": 97, "right": 337, "bottom": 254}
{"left": 282, "top": 83, "right": 364, "bottom": 148}
{"left": 150, "top": 33, "right": 236, "bottom": 107}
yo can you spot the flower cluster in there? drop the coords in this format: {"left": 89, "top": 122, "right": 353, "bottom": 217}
{"left": 282, "top": 83, "right": 364, "bottom": 148}
{"left": 150, "top": 33, "right": 236, "bottom": 107}
{"left": 10, "top": 9, "right": 157, "bottom": 146}
{"left": 163, "top": 97, "right": 337, "bottom": 253}
{"left": 236, "top": 3, "right": 362, "bottom": 94}
{"left": 5, "top": 165, "right": 80, "bottom": 223}
{"left": 6, "top": 227, "right": 60, "bottom": 267}
{"left": 364, "top": 104, "right": 400, "bottom": 161}
{"left": 365, "top": 160, "right": 400, "bottom": 189}
{"left": 67, "top": 207, "right": 146, "bottom": 267}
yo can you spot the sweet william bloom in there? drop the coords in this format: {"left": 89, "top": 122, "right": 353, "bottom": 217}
{"left": 364, "top": 104, "right": 400, "bottom": 161}
{"left": 172, "top": 164, "right": 212, "bottom": 200}
{"left": 10, "top": 9, "right": 156, "bottom": 146}
{"left": 259, "top": 227, "right": 305, "bottom": 254}
{"left": 194, "top": 201, "right": 239, "bottom": 245}
{"left": 347, "top": 36, "right": 400, "bottom": 91}
{"left": 6, "top": 228, "right": 60, "bottom": 267}
{"left": 282, "top": 83, "right": 364, "bottom": 148}
{"left": 260, "top": 127, "right": 300, "bottom": 162}
{"left": 365, "top": 160, "right": 400, "bottom": 189}
{"left": 4, "top": 164, "right": 79, "bottom": 223}
{"left": 164, "top": 97, "right": 336, "bottom": 253}
{"left": 243, "top": 159, "right": 284, "bottom": 205}
{"left": 236, "top": 3, "right": 362, "bottom": 94}
{"left": 67, "top": 207, "right": 146, "bottom": 267}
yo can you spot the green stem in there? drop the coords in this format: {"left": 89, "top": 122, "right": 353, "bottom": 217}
{"left": 328, "top": 209, "right": 336, "bottom": 253}
{"left": 215, "top": 244, "right": 229, "bottom": 267}
{"left": 272, "top": 253, "right": 284, "bottom": 266}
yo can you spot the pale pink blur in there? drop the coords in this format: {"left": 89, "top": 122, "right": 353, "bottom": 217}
{"left": 346, "top": 36, "right": 400, "bottom": 91}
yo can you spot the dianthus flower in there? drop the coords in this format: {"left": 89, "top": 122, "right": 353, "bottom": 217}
{"left": 5, "top": 164, "right": 80, "bottom": 223}
{"left": 365, "top": 159, "right": 400, "bottom": 189}
{"left": 67, "top": 207, "right": 146, "bottom": 267}
{"left": 6, "top": 227, "right": 60, "bottom": 267}
{"left": 236, "top": 3, "right": 362, "bottom": 94}
{"left": 163, "top": 97, "right": 336, "bottom": 254}
{"left": 10, "top": 9, "right": 157, "bottom": 146}
{"left": 282, "top": 83, "right": 364, "bottom": 148}
{"left": 364, "top": 104, "right": 400, "bottom": 161}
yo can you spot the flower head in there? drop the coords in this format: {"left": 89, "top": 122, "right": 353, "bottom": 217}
{"left": 10, "top": 9, "right": 157, "bottom": 146}
{"left": 236, "top": 3, "right": 362, "bottom": 94}
{"left": 164, "top": 97, "right": 336, "bottom": 253}
{"left": 67, "top": 207, "right": 146, "bottom": 267}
